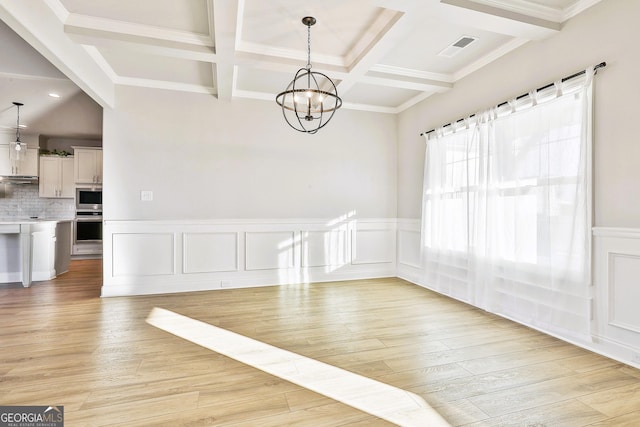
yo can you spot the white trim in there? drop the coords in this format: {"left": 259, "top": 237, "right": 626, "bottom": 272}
{"left": 236, "top": 41, "right": 345, "bottom": 68}
{"left": 115, "top": 77, "right": 216, "bottom": 95}
{"left": 593, "top": 227, "right": 640, "bottom": 239}
{"left": 563, "top": 0, "right": 604, "bottom": 21}
{"left": 369, "top": 64, "right": 454, "bottom": 83}
{"left": 0, "top": 71, "right": 70, "bottom": 82}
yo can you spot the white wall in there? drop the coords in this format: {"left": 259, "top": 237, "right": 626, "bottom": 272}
{"left": 397, "top": 0, "right": 640, "bottom": 228}
{"left": 103, "top": 86, "right": 398, "bottom": 221}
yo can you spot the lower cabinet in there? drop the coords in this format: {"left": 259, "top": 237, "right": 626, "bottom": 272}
{"left": 39, "top": 156, "right": 74, "bottom": 198}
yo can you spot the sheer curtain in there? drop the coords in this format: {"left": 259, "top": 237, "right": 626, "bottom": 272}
{"left": 421, "top": 67, "right": 594, "bottom": 339}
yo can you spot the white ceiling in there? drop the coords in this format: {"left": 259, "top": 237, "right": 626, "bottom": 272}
{"left": 0, "top": 0, "right": 602, "bottom": 135}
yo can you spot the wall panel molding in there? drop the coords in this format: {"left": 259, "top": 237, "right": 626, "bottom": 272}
{"left": 302, "top": 229, "right": 349, "bottom": 268}
{"left": 183, "top": 232, "right": 238, "bottom": 274}
{"left": 245, "top": 231, "right": 296, "bottom": 271}
{"left": 606, "top": 252, "right": 640, "bottom": 334}
{"left": 396, "top": 218, "right": 422, "bottom": 284}
{"left": 112, "top": 232, "right": 175, "bottom": 277}
{"left": 351, "top": 229, "right": 395, "bottom": 265}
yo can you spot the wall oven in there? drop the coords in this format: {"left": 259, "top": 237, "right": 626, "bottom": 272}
{"left": 74, "top": 211, "right": 102, "bottom": 244}
{"left": 76, "top": 187, "right": 102, "bottom": 211}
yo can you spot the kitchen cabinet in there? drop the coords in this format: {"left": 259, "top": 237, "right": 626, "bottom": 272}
{"left": 0, "top": 143, "right": 39, "bottom": 176}
{"left": 73, "top": 147, "right": 102, "bottom": 184}
{"left": 39, "top": 156, "right": 74, "bottom": 198}
{"left": 0, "top": 220, "right": 56, "bottom": 285}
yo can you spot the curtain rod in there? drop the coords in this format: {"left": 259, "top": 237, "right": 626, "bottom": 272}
{"left": 420, "top": 61, "right": 607, "bottom": 137}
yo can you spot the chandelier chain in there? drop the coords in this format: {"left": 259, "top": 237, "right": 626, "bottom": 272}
{"left": 306, "top": 23, "right": 312, "bottom": 70}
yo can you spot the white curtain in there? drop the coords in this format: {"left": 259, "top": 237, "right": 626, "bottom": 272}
{"left": 421, "top": 67, "right": 594, "bottom": 339}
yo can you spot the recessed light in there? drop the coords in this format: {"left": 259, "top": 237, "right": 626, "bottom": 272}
{"left": 48, "top": 93, "right": 60, "bottom": 98}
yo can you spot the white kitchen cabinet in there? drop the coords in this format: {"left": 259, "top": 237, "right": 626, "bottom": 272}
{"left": 39, "top": 156, "right": 74, "bottom": 198}
{"left": 0, "top": 220, "right": 71, "bottom": 285}
{"left": 73, "top": 147, "right": 102, "bottom": 184}
{"left": 0, "top": 143, "right": 39, "bottom": 176}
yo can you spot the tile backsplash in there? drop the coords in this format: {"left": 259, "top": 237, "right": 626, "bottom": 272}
{"left": 0, "top": 184, "right": 75, "bottom": 219}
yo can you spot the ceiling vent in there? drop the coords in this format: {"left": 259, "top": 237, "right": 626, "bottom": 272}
{"left": 438, "top": 36, "right": 477, "bottom": 58}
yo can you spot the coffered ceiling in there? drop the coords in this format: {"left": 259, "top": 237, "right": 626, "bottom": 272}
{"left": 0, "top": 0, "right": 601, "bottom": 134}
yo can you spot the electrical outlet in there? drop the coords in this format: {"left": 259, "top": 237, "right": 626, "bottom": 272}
{"left": 220, "top": 280, "right": 232, "bottom": 288}
{"left": 631, "top": 351, "right": 640, "bottom": 364}
{"left": 140, "top": 190, "right": 153, "bottom": 201}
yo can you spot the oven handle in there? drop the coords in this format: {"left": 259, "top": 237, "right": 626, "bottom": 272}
{"left": 75, "top": 217, "right": 103, "bottom": 222}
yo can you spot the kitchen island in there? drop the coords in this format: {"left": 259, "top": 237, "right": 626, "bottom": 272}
{"left": 0, "top": 219, "right": 72, "bottom": 286}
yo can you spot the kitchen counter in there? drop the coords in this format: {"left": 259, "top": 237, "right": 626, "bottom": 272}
{"left": 0, "top": 219, "right": 73, "bottom": 287}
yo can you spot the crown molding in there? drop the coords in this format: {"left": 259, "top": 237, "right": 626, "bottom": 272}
{"left": 562, "top": 0, "right": 603, "bottom": 20}
{"left": 116, "top": 76, "right": 216, "bottom": 95}
{"left": 0, "top": 71, "right": 70, "bottom": 82}
{"left": 369, "top": 64, "right": 454, "bottom": 83}
{"left": 458, "top": 0, "right": 602, "bottom": 23}
{"left": 236, "top": 41, "right": 345, "bottom": 68}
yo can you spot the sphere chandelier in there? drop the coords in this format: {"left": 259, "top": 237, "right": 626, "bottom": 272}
{"left": 275, "top": 17, "right": 342, "bottom": 134}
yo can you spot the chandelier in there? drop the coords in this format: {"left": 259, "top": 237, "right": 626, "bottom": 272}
{"left": 276, "top": 17, "right": 342, "bottom": 134}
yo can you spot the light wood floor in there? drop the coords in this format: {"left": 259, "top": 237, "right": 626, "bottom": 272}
{"left": 1, "top": 260, "right": 639, "bottom": 426}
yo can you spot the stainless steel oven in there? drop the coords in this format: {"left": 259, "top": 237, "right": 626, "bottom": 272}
{"left": 74, "top": 211, "right": 102, "bottom": 244}
{"left": 76, "top": 187, "right": 102, "bottom": 211}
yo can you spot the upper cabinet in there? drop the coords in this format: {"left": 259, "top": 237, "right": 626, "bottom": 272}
{"left": 39, "top": 156, "right": 74, "bottom": 198}
{"left": 0, "top": 143, "right": 39, "bottom": 176}
{"left": 73, "top": 147, "right": 102, "bottom": 184}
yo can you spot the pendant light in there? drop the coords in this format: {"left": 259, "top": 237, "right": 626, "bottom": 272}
{"left": 10, "top": 102, "right": 25, "bottom": 162}
{"left": 276, "top": 17, "right": 342, "bottom": 134}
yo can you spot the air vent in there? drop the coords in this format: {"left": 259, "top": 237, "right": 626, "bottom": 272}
{"left": 438, "top": 36, "right": 477, "bottom": 58}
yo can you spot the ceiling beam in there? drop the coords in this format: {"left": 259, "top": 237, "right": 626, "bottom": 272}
{"left": 210, "top": 0, "right": 240, "bottom": 101}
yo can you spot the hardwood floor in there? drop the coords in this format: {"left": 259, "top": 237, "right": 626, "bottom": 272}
{"left": 1, "top": 260, "right": 639, "bottom": 426}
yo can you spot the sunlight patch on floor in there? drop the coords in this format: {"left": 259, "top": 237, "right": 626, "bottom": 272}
{"left": 146, "top": 307, "right": 450, "bottom": 426}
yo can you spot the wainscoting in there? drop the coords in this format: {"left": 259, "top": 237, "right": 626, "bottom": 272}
{"left": 396, "top": 218, "right": 422, "bottom": 285}
{"left": 592, "top": 227, "right": 640, "bottom": 367}
{"left": 102, "top": 217, "right": 396, "bottom": 297}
